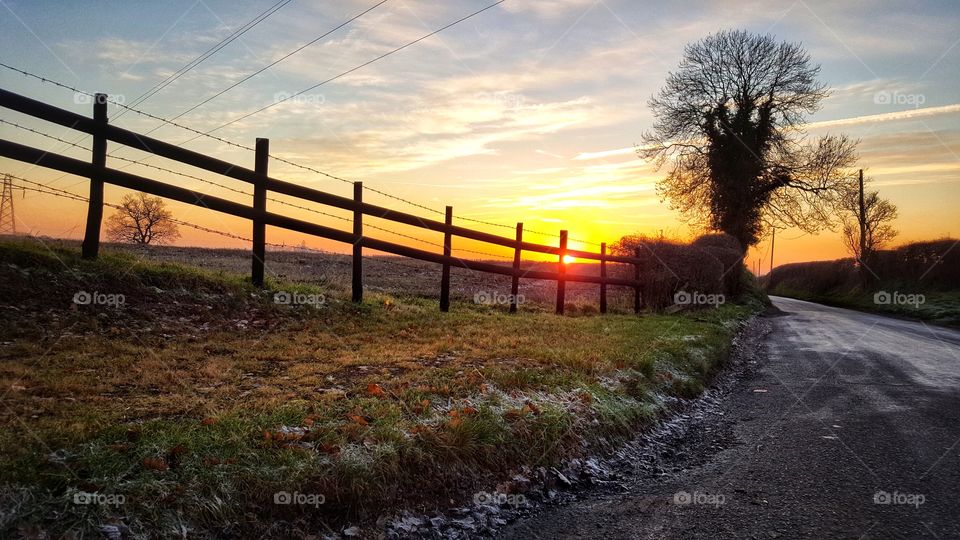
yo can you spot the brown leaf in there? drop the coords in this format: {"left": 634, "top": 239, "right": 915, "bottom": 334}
{"left": 347, "top": 407, "right": 370, "bottom": 426}
{"left": 201, "top": 417, "right": 218, "bottom": 426}
{"left": 367, "top": 383, "right": 387, "bottom": 397}
{"left": 168, "top": 444, "right": 188, "bottom": 457}
{"left": 318, "top": 443, "right": 341, "bottom": 455}
{"left": 504, "top": 408, "right": 524, "bottom": 421}
{"left": 409, "top": 424, "right": 431, "bottom": 436}
{"left": 142, "top": 457, "right": 169, "bottom": 471}
{"left": 524, "top": 401, "right": 541, "bottom": 416}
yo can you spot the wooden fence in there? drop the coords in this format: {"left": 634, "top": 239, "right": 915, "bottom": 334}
{"left": 0, "top": 87, "right": 646, "bottom": 315}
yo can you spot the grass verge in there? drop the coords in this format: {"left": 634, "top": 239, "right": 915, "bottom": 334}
{"left": 0, "top": 238, "right": 763, "bottom": 537}
{"left": 768, "top": 286, "right": 960, "bottom": 327}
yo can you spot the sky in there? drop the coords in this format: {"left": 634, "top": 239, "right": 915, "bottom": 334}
{"left": 0, "top": 0, "right": 958, "bottom": 270}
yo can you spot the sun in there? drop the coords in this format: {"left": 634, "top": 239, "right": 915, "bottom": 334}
{"left": 562, "top": 255, "right": 576, "bottom": 264}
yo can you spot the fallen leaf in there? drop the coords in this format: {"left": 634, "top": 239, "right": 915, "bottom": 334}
{"left": 168, "top": 444, "right": 188, "bottom": 457}
{"left": 347, "top": 414, "right": 369, "bottom": 426}
{"left": 367, "top": 383, "right": 387, "bottom": 397}
{"left": 318, "top": 443, "right": 341, "bottom": 455}
{"left": 142, "top": 457, "right": 169, "bottom": 471}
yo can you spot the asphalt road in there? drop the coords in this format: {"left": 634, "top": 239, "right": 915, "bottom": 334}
{"left": 501, "top": 297, "right": 960, "bottom": 539}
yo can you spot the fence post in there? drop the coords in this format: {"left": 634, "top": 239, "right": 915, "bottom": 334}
{"left": 600, "top": 242, "right": 607, "bottom": 314}
{"left": 509, "top": 222, "right": 523, "bottom": 313}
{"left": 352, "top": 181, "right": 363, "bottom": 303}
{"left": 251, "top": 138, "right": 269, "bottom": 287}
{"left": 556, "top": 230, "right": 568, "bottom": 315}
{"left": 81, "top": 93, "right": 107, "bottom": 259}
{"left": 439, "top": 205, "right": 453, "bottom": 312}
{"left": 633, "top": 247, "right": 642, "bottom": 314}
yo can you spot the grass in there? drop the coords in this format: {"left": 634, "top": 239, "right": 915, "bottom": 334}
{"left": 0, "top": 238, "right": 763, "bottom": 537}
{"left": 768, "top": 286, "right": 960, "bottom": 327}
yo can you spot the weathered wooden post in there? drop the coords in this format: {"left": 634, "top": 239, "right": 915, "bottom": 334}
{"left": 352, "top": 181, "right": 363, "bottom": 303}
{"left": 81, "top": 93, "right": 107, "bottom": 259}
{"left": 509, "top": 222, "right": 523, "bottom": 313}
{"left": 633, "top": 247, "right": 642, "bottom": 314}
{"left": 600, "top": 242, "right": 608, "bottom": 314}
{"left": 439, "top": 205, "right": 453, "bottom": 312}
{"left": 251, "top": 138, "right": 269, "bottom": 287}
{"left": 556, "top": 230, "right": 568, "bottom": 315}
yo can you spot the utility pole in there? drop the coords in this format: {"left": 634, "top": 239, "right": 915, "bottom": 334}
{"left": 769, "top": 227, "right": 776, "bottom": 277}
{"left": 857, "top": 168, "right": 866, "bottom": 262}
{"left": 0, "top": 174, "right": 15, "bottom": 235}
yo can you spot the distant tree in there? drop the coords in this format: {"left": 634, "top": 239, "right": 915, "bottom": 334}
{"left": 106, "top": 192, "right": 180, "bottom": 245}
{"left": 840, "top": 174, "right": 898, "bottom": 281}
{"left": 640, "top": 29, "right": 858, "bottom": 250}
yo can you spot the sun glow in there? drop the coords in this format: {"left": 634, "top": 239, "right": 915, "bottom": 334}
{"left": 562, "top": 255, "right": 576, "bottom": 264}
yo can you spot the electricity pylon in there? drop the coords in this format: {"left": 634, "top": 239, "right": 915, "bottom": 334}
{"left": 0, "top": 174, "right": 15, "bottom": 235}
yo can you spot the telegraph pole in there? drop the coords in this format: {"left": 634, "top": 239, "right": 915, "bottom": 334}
{"left": 858, "top": 169, "right": 866, "bottom": 261}
{"left": 769, "top": 227, "right": 776, "bottom": 277}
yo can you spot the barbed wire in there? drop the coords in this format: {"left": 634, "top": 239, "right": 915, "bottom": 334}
{"left": 0, "top": 119, "right": 508, "bottom": 259}
{"left": 0, "top": 62, "right": 600, "bottom": 246}
{"left": 5, "top": 168, "right": 510, "bottom": 265}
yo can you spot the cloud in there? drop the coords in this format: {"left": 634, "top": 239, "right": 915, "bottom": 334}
{"left": 573, "top": 146, "right": 635, "bottom": 160}
{"left": 808, "top": 104, "right": 960, "bottom": 129}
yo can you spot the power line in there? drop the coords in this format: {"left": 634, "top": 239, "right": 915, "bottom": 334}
{"left": 6, "top": 177, "right": 465, "bottom": 273}
{"left": 205, "top": 0, "right": 508, "bottom": 134}
{"left": 163, "top": 0, "right": 391, "bottom": 123}
{"left": 38, "top": 0, "right": 292, "bottom": 176}
{"left": 0, "top": 61, "right": 599, "bottom": 246}
{"left": 119, "top": 0, "right": 294, "bottom": 118}
{"left": 0, "top": 120, "right": 507, "bottom": 259}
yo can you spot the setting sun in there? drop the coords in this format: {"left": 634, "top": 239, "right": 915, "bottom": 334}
{"left": 562, "top": 255, "right": 576, "bottom": 264}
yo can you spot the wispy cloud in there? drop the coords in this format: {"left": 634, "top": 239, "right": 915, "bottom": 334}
{"left": 808, "top": 104, "right": 960, "bottom": 129}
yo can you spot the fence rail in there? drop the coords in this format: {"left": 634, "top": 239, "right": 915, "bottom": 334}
{"left": 0, "top": 87, "right": 646, "bottom": 314}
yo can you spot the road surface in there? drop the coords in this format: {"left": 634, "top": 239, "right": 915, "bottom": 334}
{"left": 501, "top": 297, "right": 960, "bottom": 539}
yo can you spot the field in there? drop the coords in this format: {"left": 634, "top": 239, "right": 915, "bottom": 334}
{"left": 0, "top": 237, "right": 762, "bottom": 538}
{"left": 46, "top": 238, "right": 644, "bottom": 314}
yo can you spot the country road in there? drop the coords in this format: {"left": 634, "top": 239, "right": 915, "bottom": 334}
{"left": 501, "top": 297, "right": 960, "bottom": 539}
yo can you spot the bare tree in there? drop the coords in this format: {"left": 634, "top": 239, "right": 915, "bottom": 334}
{"left": 840, "top": 172, "right": 898, "bottom": 280}
{"left": 106, "top": 192, "right": 180, "bottom": 245}
{"left": 640, "top": 30, "right": 858, "bottom": 250}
